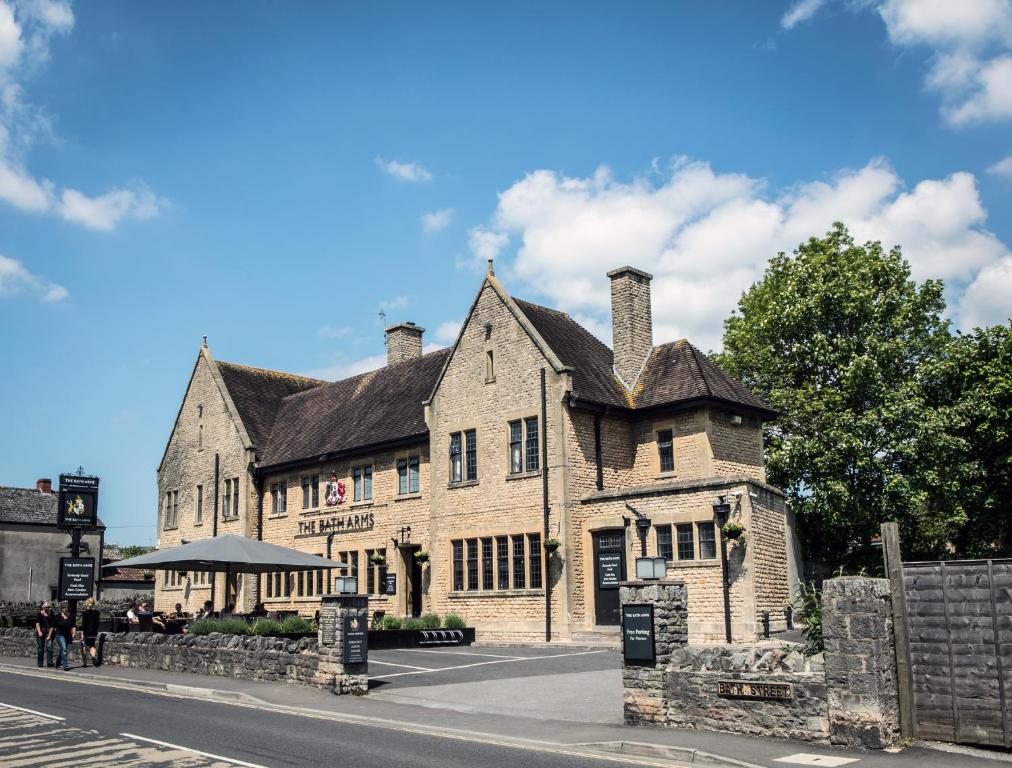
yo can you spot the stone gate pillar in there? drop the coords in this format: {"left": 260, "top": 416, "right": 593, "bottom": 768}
{"left": 822, "top": 577, "right": 901, "bottom": 748}
{"left": 317, "top": 594, "right": 369, "bottom": 695}
{"left": 619, "top": 579, "right": 688, "bottom": 725}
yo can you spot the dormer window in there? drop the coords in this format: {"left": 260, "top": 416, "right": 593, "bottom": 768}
{"left": 658, "top": 429, "right": 674, "bottom": 473}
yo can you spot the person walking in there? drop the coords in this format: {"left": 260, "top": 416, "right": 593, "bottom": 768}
{"left": 43, "top": 603, "right": 57, "bottom": 667}
{"left": 53, "top": 604, "right": 76, "bottom": 671}
{"left": 80, "top": 598, "right": 100, "bottom": 667}
{"left": 33, "top": 602, "right": 52, "bottom": 668}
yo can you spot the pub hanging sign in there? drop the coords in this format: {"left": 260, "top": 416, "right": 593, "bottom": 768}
{"left": 57, "top": 474, "right": 99, "bottom": 529}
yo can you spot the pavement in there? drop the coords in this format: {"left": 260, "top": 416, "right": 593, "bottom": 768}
{"left": 0, "top": 648, "right": 1006, "bottom": 768}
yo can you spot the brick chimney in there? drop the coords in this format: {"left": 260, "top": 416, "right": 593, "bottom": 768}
{"left": 385, "top": 322, "right": 425, "bottom": 366}
{"left": 608, "top": 266, "right": 654, "bottom": 390}
{"left": 36, "top": 478, "right": 52, "bottom": 494}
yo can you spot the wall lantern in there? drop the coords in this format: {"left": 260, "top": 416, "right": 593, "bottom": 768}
{"left": 635, "top": 555, "right": 667, "bottom": 580}
{"left": 334, "top": 575, "right": 358, "bottom": 594}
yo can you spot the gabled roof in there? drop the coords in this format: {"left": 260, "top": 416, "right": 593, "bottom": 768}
{"left": 514, "top": 299, "right": 774, "bottom": 417}
{"left": 258, "top": 348, "right": 451, "bottom": 469}
{"left": 0, "top": 486, "right": 106, "bottom": 528}
{"left": 214, "top": 361, "right": 324, "bottom": 451}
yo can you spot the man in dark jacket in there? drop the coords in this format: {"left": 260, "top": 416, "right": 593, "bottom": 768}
{"left": 33, "top": 602, "right": 52, "bottom": 668}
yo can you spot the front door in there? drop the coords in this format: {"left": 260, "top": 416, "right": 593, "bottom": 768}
{"left": 593, "top": 529, "right": 627, "bottom": 625}
{"left": 410, "top": 550, "right": 423, "bottom": 617}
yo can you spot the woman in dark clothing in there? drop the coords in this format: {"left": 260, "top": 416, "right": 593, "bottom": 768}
{"left": 34, "top": 602, "right": 52, "bottom": 668}
{"left": 80, "top": 598, "right": 100, "bottom": 667}
{"left": 53, "top": 604, "right": 75, "bottom": 671}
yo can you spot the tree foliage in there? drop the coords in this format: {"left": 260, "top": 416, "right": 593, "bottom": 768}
{"left": 716, "top": 223, "right": 1010, "bottom": 570}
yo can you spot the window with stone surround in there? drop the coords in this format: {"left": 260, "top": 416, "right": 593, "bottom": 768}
{"left": 451, "top": 534, "right": 541, "bottom": 592}
{"left": 449, "top": 432, "right": 462, "bottom": 483}
{"left": 658, "top": 429, "right": 674, "bottom": 473}
{"left": 397, "top": 456, "right": 420, "bottom": 494}
{"left": 509, "top": 421, "right": 523, "bottom": 473}
{"left": 496, "top": 536, "right": 509, "bottom": 589}
{"left": 195, "top": 484, "right": 203, "bottom": 525}
{"left": 512, "top": 535, "right": 526, "bottom": 589}
{"left": 223, "top": 479, "right": 232, "bottom": 519}
{"left": 337, "top": 551, "right": 359, "bottom": 594}
{"left": 698, "top": 522, "right": 717, "bottom": 560}
{"left": 676, "top": 523, "right": 694, "bottom": 560}
{"left": 525, "top": 418, "right": 539, "bottom": 472}
{"left": 508, "top": 418, "right": 539, "bottom": 474}
{"left": 481, "top": 537, "right": 494, "bottom": 590}
{"left": 450, "top": 430, "right": 478, "bottom": 485}
{"left": 353, "top": 466, "right": 372, "bottom": 501}
{"left": 465, "top": 429, "right": 477, "bottom": 481}
{"left": 302, "top": 475, "right": 320, "bottom": 509}
{"left": 657, "top": 525, "right": 673, "bottom": 560}
{"left": 485, "top": 349, "right": 495, "bottom": 382}
{"left": 528, "top": 533, "right": 542, "bottom": 589}
{"left": 270, "top": 480, "right": 287, "bottom": 515}
{"left": 452, "top": 540, "right": 464, "bottom": 591}
{"left": 230, "top": 477, "right": 239, "bottom": 517}
{"left": 466, "top": 539, "right": 478, "bottom": 590}
{"left": 163, "top": 490, "right": 178, "bottom": 529}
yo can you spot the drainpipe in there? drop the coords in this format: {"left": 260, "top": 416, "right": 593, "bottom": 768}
{"left": 253, "top": 463, "right": 264, "bottom": 606}
{"left": 96, "top": 526, "right": 106, "bottom": 601}
{"left": 541, "top": 368, "right": 551, "bottom": 643}
{"left": 211, "top": 452, "right": 219, "bottom": 609}
{"left": 593, "top": 409, "right": 605, "bottom": 491}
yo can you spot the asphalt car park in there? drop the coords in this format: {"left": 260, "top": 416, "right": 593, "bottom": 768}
{"left": 367, "top": 644, "right": 619, "bottom": 690}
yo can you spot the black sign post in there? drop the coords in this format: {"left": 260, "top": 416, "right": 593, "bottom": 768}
{"left": 56, "top": 472, "right": 100, "bottom": 621}
{"left": 59, "top": 557, "right": 95, "bottom": 601}
{"left": 343, "top": 612, "right": 368, "bottom": 665}
{"left": 622, "top": 603, "right": 655, "bottom": 665}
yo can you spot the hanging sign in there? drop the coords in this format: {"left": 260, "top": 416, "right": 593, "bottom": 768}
{"left": 59, "top": 557, "right": 95, "bottom": 600}
{"left": 57, "top": 474, "right": 99, "bottom": 528}
{"left": 622, "top": 603, "right": 655, "bottom": 665}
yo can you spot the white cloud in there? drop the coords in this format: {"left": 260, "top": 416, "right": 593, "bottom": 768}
{"left": 379, "top": 294, "right": 409, "bottom": 313}
{"left": 421, "top": 207, "right": 454, "bottom": 233}
{"left": 878, "top": 0, "right": 1012, "bottom": 48}
{"left": 782, "top": 0, "right": 827, "bottom": 29}
{"left": 317, "top": 325, "right": 353, "bottom": 339}
{"left": 303, "top": 353, "right": 388, "bottom": 381}
{"left": 0, "top": 2, "right": 23, "bottom": 74}
{"left": 958, "top": 255, "right": 1012, "bottom": 327}
{"left": 465, "top": 226, "right": 509, "bottom": 272}
{"left": 434, "top": 319, "right": 461, "bottom": 345}
{"left": 988, "top": 155, "right": 1012, "bottom": 177}
{"left": 0, "top": 253, "right": 66, "bottom": 302}
{"left": 375, "top": 156, "right": 433, "bottom": 183}
{"left": 58, "top": 183, "right": 162, "bottom": 230}
{"left": 478, "top": 159, "right": 1010, "bottom": 350}
{"left": 943, "top": 55, "right": 1012, "bottom": 124}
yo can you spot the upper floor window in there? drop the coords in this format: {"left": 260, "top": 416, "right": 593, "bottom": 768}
{"left": 163, "top": 490, "right": 179, "bottom": 529}
{"left": 301, "top": 475, "right": 319, "bottom": 509}
{"left": 698, "top": 522, "right": 717, "bottom": 560}
{"left": 195, "top": 484, "right": 203, "bottom": 525}
{"left": 657, "top": 525, "right": 673, "bottom": 560}
{"left": 509, "top": 417, "right": 539, "bottom": 474}
{"left": 449, "top": 433, "right": 462, "bottom": 483}
{"left": 485, "top": 349, "right": 495, "bottom": 382}
{"left": 449, "top": 430, "right": 478, "bottom": 484}
{"left": 230, "top": 477, "right": 239, "bottom": 517}
{"left": 353, "top": 466, "right": 373, "bottom": 502}
{"left": 465, "top": 429, "right": 477, "bottom": 481}
{"left": 658, "top": 429, "right": 674, "bottom": 473}
{"left": 222, "top": 477, "right": 239, "bottom": 518}
{"left": 271, "top": 480, "right": 287, "bottom": 515}
{"left": 676, "top": 523, "right": 694, "bottom": 560}
{"left": 397, "top": 457, "right": 420, "bottom": 495}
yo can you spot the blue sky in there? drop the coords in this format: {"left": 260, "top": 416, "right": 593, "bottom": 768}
{"left": 1, "top": 1, "right": 1010, "bottom": 545}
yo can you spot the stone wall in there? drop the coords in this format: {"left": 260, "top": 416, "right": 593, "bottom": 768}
{"left": 823, "top": 577, "right": 901, "bottom": 748}
{"left": 664, "top": 645, "right": 828, "bottom": 741}
{"left": 0, "top": 627, "right": 367, "bottom": 695}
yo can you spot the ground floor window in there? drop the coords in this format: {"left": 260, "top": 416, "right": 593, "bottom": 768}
{"left": 698, "top": 522, "right": 717, "bottom": 560}
{"left": 451, "top": 533, "right": 543, "bottom": 592}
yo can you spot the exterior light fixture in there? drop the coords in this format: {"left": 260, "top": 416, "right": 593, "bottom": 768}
{"left": 635, "top": 555, "right": 667, "bottom": 580}
{"left": 713, "top": 495, "right": 734, "bottom": 643}
{"left": 334, "top": 575, "right": 358, "bottom": 594}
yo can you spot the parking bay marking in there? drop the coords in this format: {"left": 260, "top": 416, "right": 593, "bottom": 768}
{"left": 122, "top": 733, "right": 272, "bottom": 768}
{"left": 367, "top": 659, "right": 436, "bottom": 671}
{"left": 0, "top": 703, "right": 65, "bottom": 721}
{"left": 389, "top": 649, "right": 526, "bottom": 659}
{"left": 370, "top": 649, "right": 609, "bottom": 679}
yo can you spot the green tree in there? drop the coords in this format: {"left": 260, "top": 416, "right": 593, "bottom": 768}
{"left": 716, "top": 223, "right": 952, "bottom": 569}
{"left": 116, "top": 544, "right": 152, "bottom": 560}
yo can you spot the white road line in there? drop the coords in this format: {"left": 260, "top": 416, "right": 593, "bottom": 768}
{"left": 370, "top": 649, "right": 608, "bottom": 679}
{"left": 0, "top": 703, "right": 65, "bottom": 721}
{"left": 388, "top": 649, "right": 525, "bottom": 659}
{"left": 121, "top": 733, "right": 271, "bottom": 768}
{"left": 367, "top": 659, "right": 435, "bottom": 671}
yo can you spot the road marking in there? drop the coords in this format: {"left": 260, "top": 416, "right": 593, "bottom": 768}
{"left": 774, "top": 755, "right": 860, "bottom": 766}
{"left": 0, "top": 703, "right": 64, "bottom": 721}
{"left": 370, "top": 648, "right": 608, "bottom": 679}
{"left": 366, "top": 659, "right": 435, "bottom": 671}
{"left": 121, "top": 733, "right": 272, "bottom": 768}
{"left": 388, "top": 649, "right": 525, "bottom": 659}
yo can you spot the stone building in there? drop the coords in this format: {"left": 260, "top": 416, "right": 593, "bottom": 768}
{"left": 0, "top": 479, "right": 105, "bottom": 602}
{"left": 155, "top": 265, "right": 799, "bottom": 641}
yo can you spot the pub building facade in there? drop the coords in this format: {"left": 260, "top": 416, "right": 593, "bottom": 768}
{"left": 155, "top": 263, "right": 800, "bottom": 642}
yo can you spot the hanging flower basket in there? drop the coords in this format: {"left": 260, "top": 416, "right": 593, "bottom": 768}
{"left": 414, "top": 551, "right": 430, "bottom": 564}
{"left": 369, "top": 553, "right": 387, "bottom": 566}
{"left": 543, "top": 537, "right": 561, "bottom": 554}
{"left": 721, "top": 521, "right": 745, "bottom": 540}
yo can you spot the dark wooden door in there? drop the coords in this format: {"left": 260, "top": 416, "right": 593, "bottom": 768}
{"left": 593, "top": 530, "right": 626, "bottom": 626}
{"left": 410, "top": 549, "right": 423, "bottom": 617}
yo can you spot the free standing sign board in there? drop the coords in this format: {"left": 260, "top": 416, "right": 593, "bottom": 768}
{"left": 59, "top": 557, "right": 95, "bottom": 601}
{"left": 343, "top": 613, "right": 368, "bottom": 664}
{"left": 57, "top": 474, "right": 99, "bottom": 528}
{"left": 622, "top": 603, "right": 655, "bottom": 665}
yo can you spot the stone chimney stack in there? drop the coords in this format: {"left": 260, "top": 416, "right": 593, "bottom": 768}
{"left": 36, "top": 478, "right": 52, "bottom": 494}
{"left": 607, "top": 266, "right": 654, "bottom": 390}
{"left": 385, "top": 322, "right": 425, "bottom": 366}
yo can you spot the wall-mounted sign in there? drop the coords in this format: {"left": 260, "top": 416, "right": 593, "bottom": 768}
{"left": 598, "top": 551, "right": 622, "bottom": 589}
{"left": 59, "top": 557, "right": 95, "bottom": 600}
{"left": 717, "top": 680, "right": 794, "bottom": 701}
{"left": 384, "top": 573, "right": 397, "bottom": 595}
{"left": 57, "top": 474, "right": 99, "bottom": 528}
{"left": 343, "top": 613, "right": 367, "bottom": 664}
{"left": 296, "top": 511, "right": 374, "bottom": 538}
{"left": 324, "top": 472, "right": 346, "bottom": 506}
{"left": 622, "top": 603, "right": 655, "bottom": 665}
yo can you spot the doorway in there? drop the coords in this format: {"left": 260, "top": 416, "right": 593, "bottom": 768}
{"left": 592, "top": 529, "right": 626, "bottom": 625}
{"left": 401, "top": 546, "right": 423, "bottom": 617}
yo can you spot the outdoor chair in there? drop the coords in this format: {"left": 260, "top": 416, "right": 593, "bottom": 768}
{"left": 137, "top": 614, "right": 154, "bottom": 632}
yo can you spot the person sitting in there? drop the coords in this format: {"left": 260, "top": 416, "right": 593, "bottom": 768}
{"left": 126, "top": 603, "right": 140, "bottom": 624}
{"left": 251, "top": 602, "right": 266, "bottom": 618}
{"left": 169, "top": 603, "right": 184, "bottom": 619}
{"left": 196, "top": 600, "right": 214, "bottom": 621}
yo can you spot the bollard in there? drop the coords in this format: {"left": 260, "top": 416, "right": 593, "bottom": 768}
{"left": 761, "top": 611, "right": 770, "bottom": 639}
{"left": 784, "top": 604, "right": 793, "bottom": 630}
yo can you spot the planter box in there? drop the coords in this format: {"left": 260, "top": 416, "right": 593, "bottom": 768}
{"left": 368, "top": 627, "right": 475, "bottom": 650}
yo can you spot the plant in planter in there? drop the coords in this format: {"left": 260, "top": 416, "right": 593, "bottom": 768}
{"left": 721, "top": 521, "right": 745, "bottom": 540}
{"left": 369, "top": 552, "right": 387, "bottom": 566}
{"left": 413, "top": 551, "right": 430, "bottom": 564}
{"left": 543, "top": 537, "right": 561, "bottom": 554}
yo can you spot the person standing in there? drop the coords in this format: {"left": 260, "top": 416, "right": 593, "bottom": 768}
{"left": 43, "top": 603, "right": 57, "bottom": 667}
{"left": 33, "top": 602, "right": 52, "bottom": 668}
{"left": 53, "top": 604, "right": 76, "bottom": 671}
{"left": 80, "top": 598, "right": 100, "bottom": 667}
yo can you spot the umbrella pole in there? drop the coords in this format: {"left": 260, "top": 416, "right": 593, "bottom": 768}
{"left": 224, "top": 564, "right": 230, "bottom": 613}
